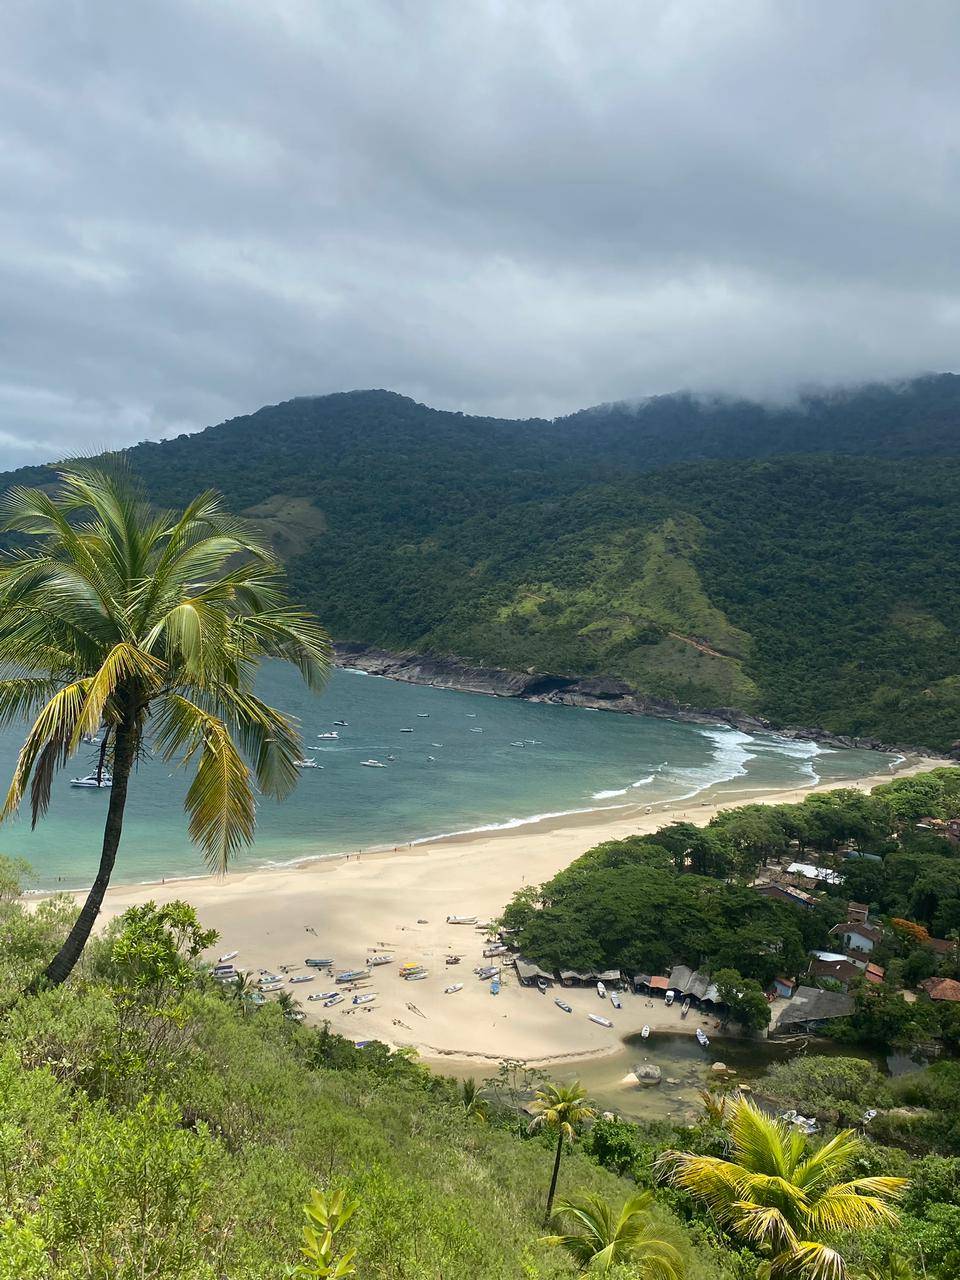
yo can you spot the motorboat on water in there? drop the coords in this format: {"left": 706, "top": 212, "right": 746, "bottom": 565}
{"left": 400, "top": 728, "right": 414, "bottom": 733}
{"left": 510, "top": 741, "right": 525, "bottom": 747}
{"left": 641, "top": 1024, "right": 651, "bottom": 1039}
{"left": 444, "top": 983, "right": 463, "bottom": 994}
{"left": 681, "top": 998, "right": 691, "bottom": 1018}
{"left": 596, "top": 981, "right": 607, "bottom": 999}
{"left": 589, "top": 1014, "right": 613, "bottom": 1028}
{"left": 296, "top": 758, "right": 322, "bottom": 768}
{"left": 469, "top": 727, "right": 483, "bottom": 732}
{"left": 426, "top": 755, "right": 436, "bottom": 761}
{"left": 555, "top": 999, "right": 572, "bottom": 1013}
{"left": 317, "top": 731, "right": 339, "bottom": 740}
{"left": 417, "top": 713, "right": 429, "bottom": 718}
{"left": 333, "top": 720, "right": 348, "bottom": 726}
{"left": 665, "top": 990, "right": 675, "bottom": 1007}
{"left": 70, "top": 772, "right": 112, "bottom": 788}
{"left": 361, "top": 759, "right": 386, "bottom": 768}
{"left": 696, "top": 1027, "right": 710, "bottom": 1048}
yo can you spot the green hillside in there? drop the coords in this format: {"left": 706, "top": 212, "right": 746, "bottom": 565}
{"left": 4, "top": 377, "right": 960, "bottom": 749}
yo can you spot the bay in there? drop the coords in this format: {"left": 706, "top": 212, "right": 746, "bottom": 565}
{"left": 6, "top": 662, "right": 894, "bottom": 890}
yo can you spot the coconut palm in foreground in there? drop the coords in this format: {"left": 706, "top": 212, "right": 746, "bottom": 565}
{"left": 0, "top": 465, "right": 330, "bottom": 990}
{"left": 528, "top": 1080, "right": 596, "bottom": 1223}
{"left": 542, "top": 1190, "right": 685, "bottom": 1277}
{"left": 656, "top": 1097, "right": 906, "bottom": 1280}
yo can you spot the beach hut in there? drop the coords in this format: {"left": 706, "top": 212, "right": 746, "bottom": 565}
{"left": 559, "top": 969, "right": 596, "bottom": 987}
{"left": 514, "top": 957, "right": 555, "bottom": 987}
{"left": 597, "top": 968, "right": 623, "bottom": 988}
{"left": 771, "top": 986, "right": 854, "bottom": 1034}
{"left": 648, "top": 975, "right": 670, "bottom": 998}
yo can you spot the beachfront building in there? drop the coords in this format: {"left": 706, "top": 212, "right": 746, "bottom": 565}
{"left": 632, "top": 973, "right": 670, "bottom": 996}
{"left": 770, "top": 985, "right": 855, "bottom": 1034}
{"left": 513, "top": 957, "right": 555, "bottom": 987}
{"left": 666, "top": 964, "right": 721, "bottom": 1007}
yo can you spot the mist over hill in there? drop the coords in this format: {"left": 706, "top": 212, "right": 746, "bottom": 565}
{"left": 4, "top": 374, "right": 960, "bottom": 750}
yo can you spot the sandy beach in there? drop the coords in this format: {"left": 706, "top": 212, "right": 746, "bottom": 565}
{"left": 70, "top": 751, "right": 942, "bottom": 1069}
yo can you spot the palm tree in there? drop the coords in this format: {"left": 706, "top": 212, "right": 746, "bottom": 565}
{"left": 528, "top": 1080, "right": 596, "bottom": 1224}
{"left": 0, "top": 465, "right": 330, "bottom": 990}
{"left": 276, "top": 990, "right": 303, "bottom": 1021}
{"left": 861, "top": 1255, "right": 916, "bottom": 1280}
{"left": 656, "top": 1097, "right": 907, "bottom": 1280}
{"left": 459, "top": 1077, "right": 488, "bottom": 1123}
{"left": 542, "top": 1191, "right": 685, "bottom": 1277}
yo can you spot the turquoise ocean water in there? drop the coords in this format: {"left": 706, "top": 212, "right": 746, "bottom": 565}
{"left": 6, "top": 663, "right": 897, "bottom": 890}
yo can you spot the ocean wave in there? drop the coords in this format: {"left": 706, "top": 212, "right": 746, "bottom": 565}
{"left": 591, "top": 774, "right": 655, "bottom": 800}
{"left": 665, "top": 727, "right": 758, "bottom": 801}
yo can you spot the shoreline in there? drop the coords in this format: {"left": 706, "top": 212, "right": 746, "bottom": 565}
{"left": 55, "top": 752, "right": 944, "bottom": 1069}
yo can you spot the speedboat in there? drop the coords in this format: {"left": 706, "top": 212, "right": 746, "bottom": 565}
{"left": 333, "top": 720, "right": 348, "bottom": 726}
{"left": 289, "top": 974, "right": 314, "bottom": 984}
{"left": 70, "top": 772, "right": 112, "bottom": 788}
{"left": 219, "top": 951, "right": 239, "bottom": 962}
{"left": 555, "top": 999, "right": 572, "bottom": 1013}
{"left": 444, "top": 983, "right": 463, "bottom": 994}
{"left": 352, "top": 993, "right": 375, "bottom": 1005}
{"left": 589, "top": 1014, "right": 613, "bottom": 1028}
{"left": 426, "top": 755, "right": 436, "bottom": 762}
{"left": 431, "top": 743, "right": 443, "bottom": 748}
{"left": 417, "top": 713, "right": 429, "bottom": 718}
{"left": 597, "top": 981, "right": 607, "bottom": 999}
{"left": 610, "top": 992, "right": 622, "bottom": 1009}
{"left": 696, "top": 1027, "right": 710, "bottom": 1048}
{"left": 360, "top": 759, "right": 386, "bottom": 768}
{"left": 641, "top": 1024, "right": 651, "bottom": 1039}
{"left": 317, "top": 731, "right": 339, "bottom": 740}
{"left": 665, "top": 990, "right": 675, "bottom": 1007}
{"left": 296, "top": 758, "right": 322, "bottom": 768}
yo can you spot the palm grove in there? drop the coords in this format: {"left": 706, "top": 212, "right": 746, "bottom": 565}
{"left": 0, "top": 465, "right": 954, "bottom": 1278}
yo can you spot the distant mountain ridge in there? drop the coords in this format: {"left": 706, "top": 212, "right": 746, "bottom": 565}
{"left": 3, "top": 374, "right": 960, "bottom": 750}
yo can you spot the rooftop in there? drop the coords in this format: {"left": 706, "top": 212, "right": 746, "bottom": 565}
{"left": 773, "top": 985, "right": 855, "bottom": 1027}
{"left": 919, "top": 977, "right": 960, "bottom": 1002}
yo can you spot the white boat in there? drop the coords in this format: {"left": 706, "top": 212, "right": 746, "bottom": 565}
{"left": 417, "top": 713, "right": 429, "bottom": 718}
{"left": 510, "top": 741, "right": 525, "bottom": 747}
{"left": 610, "top": 992, "right": 622, "bottom": 1009}
{"left": 641, "top": 1024, "right": 650, "bottom": 1039}
{"left": 367, "top": 955, "right": 393, "bottom": 966}
{"left": 426, "top": 756, "right": 436, "bottom": 761}
{"left": 469, "top": 727, "right": 483, "bottom": 732}
{"left": 305, "top": 958, "right": 334, "bottom": 968}
{"left": 296, "top": 758, "right": 322, "bottom": 768}
{"left": 447, "top": 915, "right": 477, "bottom": 924}
{"left": 555, "top": 999, "right": 572, "bottom": 1012}
{"left": 665, "top": 990, "right": 675, "bottom": 1007}
{"left": 681, "top": 998, "right": 691, "bottom": 1018}
{"left": 405, "top": 971, "right": 428, "bottom": 980}
{"left": 431, "top": 743, "right": 443, "bottom": 748}
{"left": 323, "top": 994, "right": 344, "bottom": 1007}
{"left": 444, "top": 983, "right": 463, "bottom": 994}
{"left": 466, "top": 713, "right": 477, "bottom": 717}
{"left": 400, "top": 728, "right": 414, "bottom": 733}
{"left": 219, "top": 951, "right": 239, "bottom": 962}
{"left": 333, "top": 720, "right": 348, "bottom": 726}
{"left": 361, "top": 759, "right": 386, "bottom": 768}
{"left": 260, "top": 981, "right": 284, "bottom": 991}
{"left": 289, "top": 974, "right": 314, "bottom": 984}
{"left": 308, "top": 992, "right": 338, "bottom": 1001}
{"left": 317, "top": 731, "right": 339, "bottom": 740}
{"left": 696, "top": 1027, "right": 710, "bottom": 1048}
{"left": 597, "top": 981, "right": 607, "bottom": 999}
{"left": 352, "top": 993, "right": 375, "bottom": 1005}
{"left": 70, "top": 772, "right": 112, "bottom": 788}
{"left": 589, "top": 1014, "right": 613, "bottom": 1028}
{"left": 336, "top": 969, "right": 371, "bottom": 983}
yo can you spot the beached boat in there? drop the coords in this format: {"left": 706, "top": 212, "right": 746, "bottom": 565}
{"left": 490, "top": 978, "right": 501, "bottom": 995}
{"left": 444, "top": 983, "right": 463, "bottom": 994}
{"left": 219, "top": 951, "right": 239, "bottom": 962}
{"left": 640, "top": 1024, "right": 650, "bottom": 1039}
{"left": 696, "top": 1027, "right": 710, "bottom": 1048}
{"left": 536, "top": 978, "right": 549, "bottom": 993}
{"left": 307, "top": 992, "right": 337, "bottom": 1001}
{"left": 446, "top": 915, "right": 477, "bottom": 924}
{"left": 305, "top": 958, "right": 334, "bottom": 968}
{"left": 475, "top": 965, "right": 499, "bottom": 979}
{"left": 405, "top": 971, "right": 428, "bottom": 981}
{"left": 295, "top": 758, "right": 322, "bottom": 768}
{"left": 589, "top": 1014, "right": 613, "bottom": 1028}
{"left": 483, "top": 944, "right": 507, "bottom": 956}
{"left": 681, "top": 998, "right": 691, "bottom": 1018}
{"left": 665, "top": 990, "right": 675, "bottom": 1007}
{"left": 610, "top": 992, "right": 622, "bottom": 1009}
{"left": 445, "top": 955, "right": 461, "bottom": 965}
{"left": 260, "top": 981, "right": 284, "bottom": 991}
{"left": 289, "top": 975, "right": 314, "bottom": 983}
{"left": 360, "top": 759, "right": 386, "bottom": 768}
{"left": 352, "top": 993, "right": 375, "bottom": 1005}
{"left": 555, "top": 999, "right": 572, "bottom": 1012}
{"left": 367, "top": 955, "right": 393, "bottom": 966}
{"left": 323, "top": 994, "right": 344, "bottom": 1007}
{"left": 596, "top": 981, "right": 607, "bottom": 999}
{"left": 336, "top": 969, "right": 371, "bottom": 983}
{"left": 70, "top": 772, "right": 112, "bottom": 788}
{"left": 317, "top": 731, "right": 339, "bottom": 740}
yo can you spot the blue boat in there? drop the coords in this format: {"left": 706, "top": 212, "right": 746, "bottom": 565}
{"left": 491, "top": 978, "right": 501, "bottom": 995}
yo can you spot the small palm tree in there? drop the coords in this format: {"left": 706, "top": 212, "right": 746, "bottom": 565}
{"left": 459, "top": 1077, "right": 488, "bottom": 1123}
{"left": 528, "top": 1080, "right": 596, "bottom": 1223}
{"left": 0, "top": 465, "right": 330, "bottom": 990}
{"left": 656, "top": 1097, "right": 907, "bottom": 1280}
{"left": 276, "top": 990, "right": 303, "bottom": 1020}
{"left": 542, "top": 1190, "right": 685, "bottom": 1276}
{"left": 861, "top": 1255, "right": 916, "bottom": 1280}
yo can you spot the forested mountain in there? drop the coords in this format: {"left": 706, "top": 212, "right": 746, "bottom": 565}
{"left": 5, "top": 375, "right": 960, "bottom": 749}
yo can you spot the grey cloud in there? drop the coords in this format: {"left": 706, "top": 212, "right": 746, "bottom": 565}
{"left": 0, "top": 0, "right": 959, "bottom": 465}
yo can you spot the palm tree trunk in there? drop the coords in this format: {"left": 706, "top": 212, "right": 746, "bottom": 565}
{"left": 544, "top": 1131, "right": 564, "bottom": 1224}
{"left": 30, "top": 716, "right": 137, "bottom": 991}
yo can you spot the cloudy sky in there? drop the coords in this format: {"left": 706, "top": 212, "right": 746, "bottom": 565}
{"left": 1, "top": 1, "right": 957, "bottom": 467}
